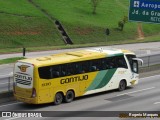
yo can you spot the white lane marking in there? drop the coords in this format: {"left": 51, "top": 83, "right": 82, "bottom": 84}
{"left": 0, "top": 102, "right": 21, "bottom": 108}
{"left": 117, "top": 87, "right": 155, "bottom": 96}
{"left": 154, "top": 102, "right": 160, "bottom": 105}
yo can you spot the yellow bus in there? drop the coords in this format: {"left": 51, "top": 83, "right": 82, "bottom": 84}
{"left": 13, "top": 48, "right": 142, "bottom": 105}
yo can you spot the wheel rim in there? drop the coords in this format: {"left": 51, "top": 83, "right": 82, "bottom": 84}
{"left": 65, "top": 91, "right": 74, "bottom": 103}
{"left": 67, "top": 92, "right": 73, "bottom": 100}
{"left": 55, "top": 93, "right": 62, "bottom": 104}
{"left": 119, "top": 81, "right": 125, "bottom": 90}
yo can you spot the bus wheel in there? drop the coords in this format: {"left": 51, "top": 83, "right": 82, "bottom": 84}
{"left": 65, "top": 90, "right": 74, "bottom": 103}
{"left": 54, "top": 92, "right": 63, "bottom": 105}
{"left": 118, "top": 80, "right": 126, "bottom": 91}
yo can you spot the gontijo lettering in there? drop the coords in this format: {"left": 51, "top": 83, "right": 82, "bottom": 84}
{"left": 14, "top": 74, "right": 32, "bottom": 81}
{"left": 60, "top": 75, "right": 88, "bottom": 84}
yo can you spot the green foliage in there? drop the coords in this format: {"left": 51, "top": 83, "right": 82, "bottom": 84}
{"left": 91, "top": 0, "right": 102, "bottom": 14}
{"left": 0, "top": 0, "right": 159, "bottom": 51}
{"left": 118, "top": 21, "right": 124, "bottom": 31}
{"left": 118, "top": 16, "right": 128, "bottom": 31}
{"left": 0, "top": 57, "right": 25, "bottom": 65}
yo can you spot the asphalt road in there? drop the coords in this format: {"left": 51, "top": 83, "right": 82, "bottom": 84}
{"left": 1, "top": 42, "right": 160, "bottom": 60}
{"left": 0, "top": 75, "right": 160, "bottom": 120}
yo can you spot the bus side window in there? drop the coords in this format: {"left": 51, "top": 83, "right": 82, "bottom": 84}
{"left": 61, "top": 64, "right": 67, "bottom": 77}
{"left": 101, "top": 58, "right": 109, "bottom": 70}
{"left": 51, "top": 65, "right": 61, "bottom": 78}
{"left": 116, "top": 56, "right": 128, "bottom": 69}
{"left": 90, "top": 61, "right": 97, "bottom": 72}
{"left": 100, "top": 59, "right": 104, "bottom": 70}
{"left": 38, "top": 66, "right": 52, "bottom": 79}
{"left": 81, "top": 61, "right": 90, "bottom": 73}
{"left": 106, "top": 58, "right": 115, "bottom": 69}
{"left": 75, "top": 62, "right": 83, "bottom": 74}
{"left": 100, "top": 58, "right": 108, "bottom": 70}
{"left": 90, "top": 59, "right": 100, "bottom": 72}
{"left": 66, "top": 63, "right": 77, "bottom": 76}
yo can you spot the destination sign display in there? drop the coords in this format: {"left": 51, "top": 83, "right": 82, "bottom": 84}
{"left": 129, "top": 0, "right": 160, "bottom": 24}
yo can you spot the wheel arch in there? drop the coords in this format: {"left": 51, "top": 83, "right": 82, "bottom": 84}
{"left": 53, "top": 91, "right": 65, "bottom": 101}
{"left": 66, "top": 89, "right": 75, "bottom": 96}
{"left": 121, "top": 79, "right": 127, "bottom": 87}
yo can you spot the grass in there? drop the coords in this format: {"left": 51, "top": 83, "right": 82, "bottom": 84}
{"left": 0, "top": 57, "right": 25, "bottom": 65}
{"left": 0, "top": 0, "right": 159, "bottom": 52}
{"left": 0, "top": 33, "right": 159, "bottom": 54}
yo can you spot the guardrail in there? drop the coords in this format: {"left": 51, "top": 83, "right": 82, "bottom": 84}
{"left": 0, "top": 73, "right": 13, "bottom": 93}
{"left": 138, "top": 53, "right": 160, "bottom": 67}
{"left": 0, "top": 54, "right": 160, "bottom": 93}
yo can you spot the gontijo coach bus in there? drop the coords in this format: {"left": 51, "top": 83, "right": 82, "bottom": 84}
{"left": 13, "top": 48, "right": 143, "bottom": 105}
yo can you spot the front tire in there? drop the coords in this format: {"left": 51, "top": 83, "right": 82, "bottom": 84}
{"left": 54, "top": 92, "right": 63, "bottom": 105}
{"left": 65, "top": 90, "right": 74, "bottom": 103}
{"left": 118, "top": 80, "right": 126, "bottom": 91}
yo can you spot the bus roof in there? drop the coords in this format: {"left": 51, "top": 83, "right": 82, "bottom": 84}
{"left": 18, "top": 48, "right": 135, "bottom": 67}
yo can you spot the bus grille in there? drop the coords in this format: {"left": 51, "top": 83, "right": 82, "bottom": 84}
{"left": 15, "top": 79, "right": 31, "bottom": 85}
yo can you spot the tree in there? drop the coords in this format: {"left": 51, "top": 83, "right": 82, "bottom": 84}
{"left": 91, "top": 0, "right": 101, "bottom": 14}
{"left": 118, "top": 16, "right": 128, "bottom": 31}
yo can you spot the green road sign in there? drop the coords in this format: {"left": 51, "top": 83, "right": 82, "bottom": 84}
{"left": 129, "top": 0, "right": 160, "bottom": 24}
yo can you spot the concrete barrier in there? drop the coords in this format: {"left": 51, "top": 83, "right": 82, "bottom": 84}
{"left": 0, "top": 91, "right": 15, "bottom": 104}
{"left": 139, "top": 64, "right": 160, "bottom": 73}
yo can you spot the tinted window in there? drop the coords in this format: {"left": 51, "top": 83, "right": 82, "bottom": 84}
{"left": 38, "top": 66, "right": 51, "bottom": 79}
{"left": 38, "top": 56, "right": 128, "bottom": 79}
{"left": 51, "top": 65, "right": 61, "bottom": 78}
{"left": 115, "top": 56, "right": 128, "bottom": 68}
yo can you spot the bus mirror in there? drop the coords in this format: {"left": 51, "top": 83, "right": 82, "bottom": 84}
{"left": 132, "top": 58, "right": 143, "bottom": 66}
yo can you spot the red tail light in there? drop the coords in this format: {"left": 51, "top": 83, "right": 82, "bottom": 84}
{"left": 31, "top": 88, "right": 36, "bottom": 98}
